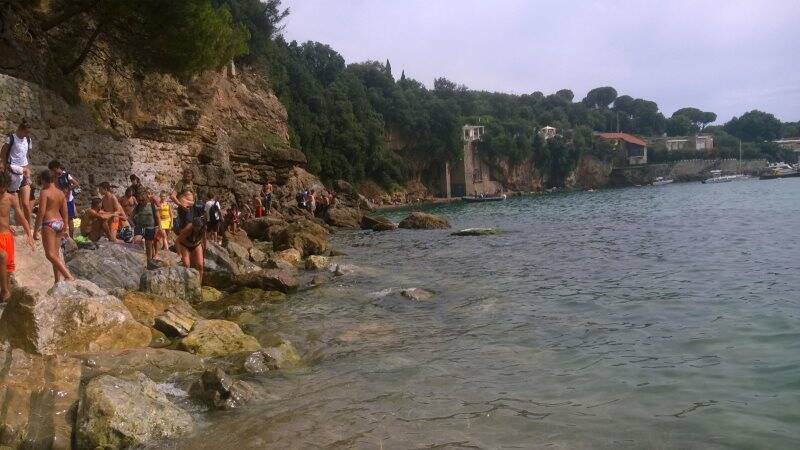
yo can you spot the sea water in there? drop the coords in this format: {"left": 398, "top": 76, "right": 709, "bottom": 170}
{"left": 179, "top": 178, "right": 800, "bottom": 449}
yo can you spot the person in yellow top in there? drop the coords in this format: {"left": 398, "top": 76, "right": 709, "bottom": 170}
{"left": 156, "top": 190, "right": 173, "bottom": 251}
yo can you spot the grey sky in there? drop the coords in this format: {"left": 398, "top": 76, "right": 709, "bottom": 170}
{"left": 280, "top": 0, "right": 800, "bottom": 123}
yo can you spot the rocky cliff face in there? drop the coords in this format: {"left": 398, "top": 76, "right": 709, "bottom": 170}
{"left": 0, "top": 60, "right": 304, "bottom": 205}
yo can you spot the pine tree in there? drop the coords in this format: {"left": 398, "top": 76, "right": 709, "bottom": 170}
{"left": 385, "top": 59, "right": 393, "bottom": 79}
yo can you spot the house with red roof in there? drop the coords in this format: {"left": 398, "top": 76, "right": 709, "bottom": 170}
{"left": 596, "top": 132, "right": 648, "bottom": 165}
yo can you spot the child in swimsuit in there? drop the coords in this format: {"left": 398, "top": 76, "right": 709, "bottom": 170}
{"left": 131, "top": 187, "right": 160, "bottom": 267}
{"left": 157, "top": 191, "right": 172, "bottom": 251}
{"left": 34, "top": 170, "right": 74, "bottom": 284}
{"left": 175, "top": 217, "right": 206, "bottom": 282}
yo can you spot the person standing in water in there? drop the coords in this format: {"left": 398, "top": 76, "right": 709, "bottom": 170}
{"left": 34, "top": 170, "right": 74, "bottom": 284}
{"left": 0, "top": 171, "right": 33, "bottom": 301}
{"left": 0, "top": 119, "right": 34, "bottom": 225}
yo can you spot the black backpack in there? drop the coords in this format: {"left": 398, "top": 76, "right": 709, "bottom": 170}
{"left": 209, "top": 202, "right": 221, "bottom": 223}
{"left": 6, "top": 134, "right": 31, "bottom": 164}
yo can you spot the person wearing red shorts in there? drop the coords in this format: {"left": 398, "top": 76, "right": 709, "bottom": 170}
{"left": 0, "top": 171, "right": 33, "bottom": 301}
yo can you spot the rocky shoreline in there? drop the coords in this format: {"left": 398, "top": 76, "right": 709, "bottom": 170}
{"left": 0, "top": 172, "right": 455, "bottom": 449}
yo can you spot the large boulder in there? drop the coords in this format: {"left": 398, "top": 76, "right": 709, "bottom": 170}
{"left": 140, "top": 266, "right": 202, "bottom": 303}
{"left": 233, "top": 269, "right": 299, "bottom": 293}
{"left": 361, "top": 215, "right": 397, "bottom": 232}
{"left": 324, "top": 206, "right": 363, "bottom": 228}
{"left": 0, "top": 281, "right": 151, "bottom": 355}
{"left": 272, "top": 219, "right": 331, "bottom": 257}
{"left": 204, "top": 242, "right": 260, "bottom": 289}
{"left": 75, "top": 374, "right": 194, "bottom": 449}
{"left": 274, "top": 248, "right": 302, "bottom": 266}
{"left": 66, "top": 243, "right": 147, "bottom": 294}
{"left": 179, "top": 320, "right": 261, "bottom": 357}
{"left": 241, "top": 216, "right": 286, "bottom": 241}
{"left": 398, "top": 212, "right": 451, "bottom": 229}
{"left": 224, "top": 228, "right": 253, "bottom": 250}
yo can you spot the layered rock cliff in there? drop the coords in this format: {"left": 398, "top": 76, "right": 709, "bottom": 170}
{"left": 0, "top": 62, "right": 304, "bottom": 205}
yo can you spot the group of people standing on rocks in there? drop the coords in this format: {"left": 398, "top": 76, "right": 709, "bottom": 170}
{"left": 296, "top": 188, "right": 336, "bottom": 217}
{"left": 0, "top": 118, "right": 293, "bottom": 299}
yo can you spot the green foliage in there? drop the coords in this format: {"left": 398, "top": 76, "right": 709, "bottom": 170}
{"left": 724, "top": 110, "right": 783, "bottom": 142}
{"left": 671, "top": 107, "right": 717, "bottom": 132}
{"left": 582, "top": 86, "right": 618, "bottom": 109}
{"left": 46, "top": 0, "right": 250, "bottom": 76}
{"left": 213, "top": 0, "right": 289, "bottom": 58}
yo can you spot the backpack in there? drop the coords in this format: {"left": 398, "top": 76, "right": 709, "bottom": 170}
{"left": 209, "top": 202, "right": 221, "bottom": 223}
{"left": 6, "top": 134, "right": 31, "bottom": 164}
{"left": 57, "top": 171, "right": 71, "bottom": 191}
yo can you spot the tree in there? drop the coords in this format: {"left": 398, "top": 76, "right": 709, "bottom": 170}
{"left": 582, "top": 86, "right": 618, "bottom": 109}
{"left": 723, "top": 110, "right": 782, "bottom": 142}
{"left": 213, "top": 0, "right": 289, "bottom": 58}
{"left": 672, "top": 107, "right": 717, "bottom": 132}
{"left": 45, "top": 0, "right": 250, "bottom": 75}
{"left": 555, "top": 89, "right": 574, "bottom": 102}
{"left": 666, "top": 115, "right": 691, "bottom": 136}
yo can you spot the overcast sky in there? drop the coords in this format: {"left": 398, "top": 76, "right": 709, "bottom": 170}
{"left": 280, "top": 0, "right": 800, "bottom": 123}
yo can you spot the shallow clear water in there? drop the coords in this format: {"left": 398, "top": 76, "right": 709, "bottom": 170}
{"left": 180, "top": 179, "right": 800, "bottom": 449}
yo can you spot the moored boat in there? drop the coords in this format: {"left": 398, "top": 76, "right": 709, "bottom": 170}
{"left": 759, "top": 163, "right": 800, "bottom": 180}
{"left": 651, "top": 177, "right": 673, "bottom": 186}
{"left": 462, "top": 194, "right": 507, "bottom": 202}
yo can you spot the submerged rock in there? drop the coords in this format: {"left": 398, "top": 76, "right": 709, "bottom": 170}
{"left": 179, "top": 320, "right": 261, "bottom": 357}
{"left": 78, "top": 348, "right": 207, "bottom": 382}
{"left": 76, "top": 373, "right": 194, "bottom": 449}
{"left": 401, "top": 288, "right": 435, "bottom": 301}
{"left": 0, "top": 281, "right": 151, "bottom": 355}
{"left": 451, "top": 227, "right": 503, "bottom": 236}
{"left": 305, "top": 255, "right": 330, "bottom": 270}
{"left": 0, "top": 346, "right": 81, "bottom": 449}
{"left": 140, "top": 266, "right": 202, "bottom": 303}
{"left": 398, "top": 212, "right": 450, "bottom": 229}
{"left": 190, "top": 367, "right": 258, "bottom": 410}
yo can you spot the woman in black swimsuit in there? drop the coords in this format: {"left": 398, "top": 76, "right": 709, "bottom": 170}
{"left": 175, "top": 217, "right": 206, "bottom": 282}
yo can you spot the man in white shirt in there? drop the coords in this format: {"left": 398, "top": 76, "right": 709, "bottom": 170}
{"left": 1, "top": 119, "right": 33, "bottom": 225}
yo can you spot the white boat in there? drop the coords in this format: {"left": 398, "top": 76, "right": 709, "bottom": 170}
{"left": 759, "top": 162, "right": 800, "bottom": 180}
{"left": 651, "top": 177, "right": 673, "bottom": 186}
{"left": 462, "top": 194, "right": 507, "bottom": 202}
{"left": 703, "top": 170, "right": 739, "bottom": 184}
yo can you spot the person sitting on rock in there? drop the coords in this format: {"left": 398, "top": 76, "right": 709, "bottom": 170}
{"left": 175, "top": 216, "right": 206, "bottom": 282}
{"left": 170, "top": 168, "right": 197, "bottom": 232}
{"left": 80, "top": 196, "right": 115, "bottom": 242}
{"left": 120, "top": 186, "right": 138, "bottom": 219}
{"left": 0, "top": 171, "right": 33, "bottom": 301}
{"left": 34, "top": 170, "right": 74, "bottom": 284}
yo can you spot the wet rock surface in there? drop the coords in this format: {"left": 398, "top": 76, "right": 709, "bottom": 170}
{"left": 451, "top": 227, "right": 503, "bottom": 236}
{"left": 234, "top": 269, "right": 299, "bottom": 293}
{"left": 76, "top": 373, "right": 194, "bottom": 449}
{"left": 179, "top": 320, "right": 261, "bottom": 357}
{"left": 361, "top": 215, "right": 397, "bottom": 231}
{"left": 190, "top": 367, "right": 258, "bottom": 410}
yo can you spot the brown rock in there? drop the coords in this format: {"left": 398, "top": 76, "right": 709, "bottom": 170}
{"left": 233, "top": 269, "right": 299, "bottom": 293}
{"left": 361, "top": 215, "right": 397, "bottom": 231}
{"left": 179, "top": 320, "right": 261, "bottom": 357}
{"left": 272, "top": 219, "right": 331, "bottom": 257}
{"left": 398, "top": 212, "right": 451, "bottom": 229}
{"left": 324, "top": 205, "right": 363, "bottom": 228}
{"left": 0, "top": 281, "right": 151, "bottom": 355}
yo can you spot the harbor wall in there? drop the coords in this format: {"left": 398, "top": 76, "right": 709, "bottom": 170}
{"left": 608, "top": 158, "right": 768, "bottom": 187}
